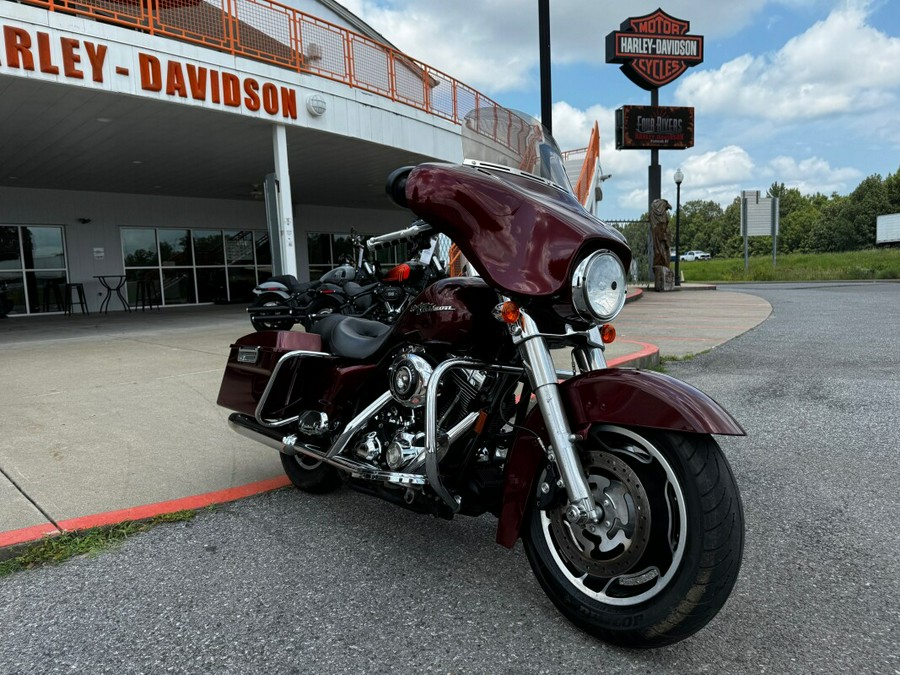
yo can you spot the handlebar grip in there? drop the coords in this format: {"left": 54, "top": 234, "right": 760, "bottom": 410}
{"left": 385, "top": 166, "right": 414, "bottom": 208}
{"left": 366, "top": 221, "right": 433, "bottom": 251}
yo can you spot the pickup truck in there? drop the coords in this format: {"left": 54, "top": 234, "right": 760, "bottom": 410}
{"left": 680, "top": 250, "right": 711, "bottom": 261}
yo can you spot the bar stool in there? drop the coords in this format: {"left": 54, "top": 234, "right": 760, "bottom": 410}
{"left": 134, "top": 277, "right": 161, "bottom": 311}
{"left": 64, "top": 283, "right": 89, "bottom": 315}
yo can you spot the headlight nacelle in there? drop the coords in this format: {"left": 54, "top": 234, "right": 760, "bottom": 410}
{"left": 571, "top": 250, "right": 627, "bottom": 323}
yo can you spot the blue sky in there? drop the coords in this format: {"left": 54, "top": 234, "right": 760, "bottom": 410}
{"left": 343, "top": 0, "right": 900, "bottom": 219}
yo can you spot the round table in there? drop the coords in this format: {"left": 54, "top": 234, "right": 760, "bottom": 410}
{"left": 94, "top": 275, "right": 131, "bottom": 314}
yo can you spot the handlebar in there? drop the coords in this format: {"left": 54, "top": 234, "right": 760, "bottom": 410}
{"left": 366, "top": 220, "right": 433, "bottom": 251}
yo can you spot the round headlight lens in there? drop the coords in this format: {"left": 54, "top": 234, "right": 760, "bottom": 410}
{"left": 571, "top": 250, "right": 627, "bottom": 323}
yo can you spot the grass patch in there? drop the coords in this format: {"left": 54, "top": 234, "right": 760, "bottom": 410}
{"left": 0, "top": 510, "right": 196, "bottom": 577}
{"left": 661, "top": 352, "right": 706, "bottom": 363}
{"left": 679, "top": 248, "right": 900, "bottom": 282}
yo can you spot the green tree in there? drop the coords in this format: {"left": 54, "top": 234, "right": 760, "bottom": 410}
{"left": 883, "top": 167, "right": 900, "bottom": 213}
{"left": 806, "top": 195, "right": 853, "bottom": 252}
{"left": 780, "top": 205, "right": 821, "bottom": 253}
{"left": 767, "top": 182, "right": 806, "bottom": 223}
{"left": 844, "top": 175, "right": 890, "bottom": 248}
{"left": 612, "top": 218, "right": 651, "bottom": 282}
{"left": 677, "top": 199, "right": 723, "bottom": 254}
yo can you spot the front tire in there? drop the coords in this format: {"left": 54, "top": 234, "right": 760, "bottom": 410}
{"left": 522, "top": 426, "right": 744, "bottom": 648}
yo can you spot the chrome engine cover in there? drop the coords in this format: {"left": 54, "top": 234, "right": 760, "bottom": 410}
{"left": 388, "top": 353, "right": 433, "bottom": 408}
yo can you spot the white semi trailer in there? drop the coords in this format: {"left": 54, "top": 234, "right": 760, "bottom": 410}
{"left": 876, "top": 213, "right": 900, "bottom": 245}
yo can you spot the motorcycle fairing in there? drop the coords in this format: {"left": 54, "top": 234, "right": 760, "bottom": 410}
{"left": 495, "top": 368, "right": 745, "bottom": 548}
{"left": 404, "top": 162, "right": 630, "bottom": 298}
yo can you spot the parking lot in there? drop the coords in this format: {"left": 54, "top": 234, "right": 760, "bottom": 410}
{"left": 1, "top": 283, "right": 897, "bottom": 673}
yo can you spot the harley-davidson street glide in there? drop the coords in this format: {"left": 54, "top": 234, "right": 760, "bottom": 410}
{"left": 218, "top": 107, "right": 744, "bottom": 647}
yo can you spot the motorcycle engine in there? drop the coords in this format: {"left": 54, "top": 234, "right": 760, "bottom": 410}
{"left": 350, "top": 352, "right": 486, "bottom": 472}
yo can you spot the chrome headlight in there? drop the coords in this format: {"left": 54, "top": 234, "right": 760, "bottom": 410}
{"left": 571, "top": 250, "right": 627, "bottom": 323}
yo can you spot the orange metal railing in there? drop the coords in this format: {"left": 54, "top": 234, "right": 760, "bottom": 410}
{"left": 16, "top": 0, "right": 502, "bottom": 125}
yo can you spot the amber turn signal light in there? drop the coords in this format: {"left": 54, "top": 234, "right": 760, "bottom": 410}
{"left": 500, "top": 301, "right": 521, "bottom": 324}
{"left": 600, "top": 324, "right": 616, "bottom": 344}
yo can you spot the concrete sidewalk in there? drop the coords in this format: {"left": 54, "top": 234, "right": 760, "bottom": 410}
{"left": 0, "top": 287, "right": 771, "bottom": 549}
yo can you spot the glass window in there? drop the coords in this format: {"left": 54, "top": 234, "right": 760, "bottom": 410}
{"left": 122, "top": 227, "right": 267, "bottom": 308}
{"left": 122, "top": 228, "right": 159, "bottom": 267}
{"left": 255, "top": 232, "right": 272, "bottom": 265}
{"left": 0, "top": 271, "right": 24, "bottom": 316}
{"left": 307, "top": 232, "right": 331, "bottom": 265}
{"left": 0, "top": 226, "right": 22, "bottom": 270}
{"left": 196, "top": 267, "right": 226, "bottom": 303}
{"left": 332, "top": 233, "right": 353, "bottom": 264}
{"left": 161, "top": 268, "right": 196, "bottom": 304}
{"left": 159, "top": 229, "right": 192, "bottom": 266}
{"left": 24, "top": 227, "right": 65, "bottom": 269}
{"left": 0, "top": 226, "right": 68, "bottom": 314}
{"left": 193, "top": 230, "right": 224, "bottom": 266}
{"left": 27, "top": 271, "right": 67, "bottom": 313}
{"left": 125, "top": 269, "right": 162, "bottom": 306}
{"left": 225, "top": 230, "right": 255, "bottom": 265}
{"left": 227, "top": 267, "right": 257, "bottom": 303}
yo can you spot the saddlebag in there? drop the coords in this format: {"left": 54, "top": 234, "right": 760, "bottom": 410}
{"left": 216, "top": 331, "right": 328, "bottom": 418}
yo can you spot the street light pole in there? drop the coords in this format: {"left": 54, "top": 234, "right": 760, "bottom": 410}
{"left": 674, "top": 168, "right": 683, "bottom": 287}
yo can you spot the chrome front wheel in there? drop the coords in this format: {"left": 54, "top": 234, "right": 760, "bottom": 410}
{"left": 523, "top": 426, "right": 744, "bottom": 648}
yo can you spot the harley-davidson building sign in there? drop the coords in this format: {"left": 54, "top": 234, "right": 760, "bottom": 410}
{"left": 605, "top": 9, "right": 704, "bottom": 90}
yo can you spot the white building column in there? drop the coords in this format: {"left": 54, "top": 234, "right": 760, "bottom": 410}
{"left": 273, "top": 124, "right": 297, "bottom": 277}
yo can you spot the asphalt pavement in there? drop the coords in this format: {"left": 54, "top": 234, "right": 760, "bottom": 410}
{"left": 0, "top": 282, "right": 896, "bottom": 674}
{"left": 0, "top": 284, "right": 771, "bottom": 549}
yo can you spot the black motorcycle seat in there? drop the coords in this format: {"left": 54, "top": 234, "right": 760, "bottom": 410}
{"left": 312, "top": 315, "right": 392, "bottom": 360}
{"left": 269, "top": 274, "right": 312, "bottom": 294}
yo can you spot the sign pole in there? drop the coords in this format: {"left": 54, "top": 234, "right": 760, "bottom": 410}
{"left": 647, "top": 89, "right": 661, "bottom": 282}
{"left": 538, "top": 0, "right": 552, "bottom": 134}
{"left": 742, "top": 195, "right": 749, "bottom": 272}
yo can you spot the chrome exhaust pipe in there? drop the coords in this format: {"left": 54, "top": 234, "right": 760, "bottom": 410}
{"left": 227, "top": 413, "right": 425, "bottom": 486}
{"left": 228, "top": 413, "right": 284, "bottom": 452}
{"left": 246, "top": 312, "right": 295, "bottom": 320}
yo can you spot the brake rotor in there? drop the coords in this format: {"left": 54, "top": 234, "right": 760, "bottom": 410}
{"left": 548, "top": 450, "right": 651, "bottom": 578}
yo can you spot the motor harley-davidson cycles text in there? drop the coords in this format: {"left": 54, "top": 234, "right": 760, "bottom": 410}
{"left": 218, "top": 107, "right": 744, "bottom": 647}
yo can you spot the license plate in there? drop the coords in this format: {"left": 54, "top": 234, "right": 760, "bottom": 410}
{"left": 237, "top": 346, "right": 260, "bottom": 364}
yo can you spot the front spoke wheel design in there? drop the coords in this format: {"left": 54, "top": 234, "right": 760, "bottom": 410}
{"left": 523, "top": 425, "right": 744, "bottom": 648}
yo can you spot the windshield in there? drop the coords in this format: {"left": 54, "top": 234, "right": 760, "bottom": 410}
{"left": 461, "top": 107, "right": 575, "bottom": 196}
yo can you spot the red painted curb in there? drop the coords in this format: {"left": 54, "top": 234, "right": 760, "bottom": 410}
{"left": 1, "top": 475, "right": 291, "bottom": 551}
{"left": 1, "top": 338, "right": 659, "bottom": 552}
{"left": 0, "top": 523, "right": 60, "bottom": 549}
{"left": 607, "top": 340, "right": 658, "bottom": 367}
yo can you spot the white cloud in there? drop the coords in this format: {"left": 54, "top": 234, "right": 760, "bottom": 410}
{"left": 637, "top": 146, "right": 755, "bottom": 211}
{"left": 764, "top": 155, "right": 863, "bottom": 193}
{"left": 340, "top": 1, "right": 810, "bottom": 93}
{"left": 553, "top": 100, "right": 760, "bottom": 213}
{"left": 335, "top": 0, "right": 893, "bottom": 217}
{"left": 675, "top": 3, "right": 900, "bottom": 120}
{"left": 682, "top": 146, "right": 755, "bottom": 187}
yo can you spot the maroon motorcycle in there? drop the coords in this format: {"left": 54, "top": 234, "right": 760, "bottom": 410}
{"left": 217, "top": 107, "right": 744, "bottom": 648}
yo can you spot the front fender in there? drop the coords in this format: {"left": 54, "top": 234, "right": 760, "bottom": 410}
{"left": 495, "top": 369, "right": 744, "bottom": 548}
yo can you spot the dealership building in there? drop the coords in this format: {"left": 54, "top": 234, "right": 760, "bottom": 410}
{"left": 0, "top": 0, "right": 598, "bottom": 314}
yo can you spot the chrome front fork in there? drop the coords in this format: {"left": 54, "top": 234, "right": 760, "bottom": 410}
{"left": 513, "top": 311, "right": 602, "bottom": 524}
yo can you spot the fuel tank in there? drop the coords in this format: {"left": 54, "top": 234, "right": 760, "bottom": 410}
{"left": 391, "top": 277, "right": 507, "bottom": 357}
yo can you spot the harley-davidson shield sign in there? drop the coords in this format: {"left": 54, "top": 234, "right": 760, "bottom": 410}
{"left": 605, "top": 9, "right": 704, "bottom": 90}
